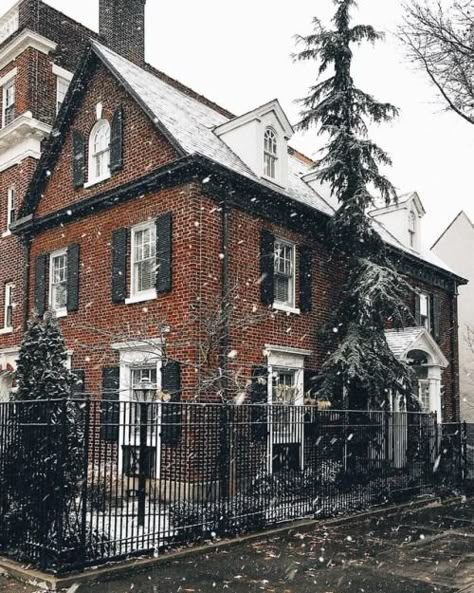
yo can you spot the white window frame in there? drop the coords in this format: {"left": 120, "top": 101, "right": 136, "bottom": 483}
{"left": 5, "top": 185, "right": 15, "bottom": 235}
{"left": 408, "top": 211, "right": 417, "bottom": 249}
{"left": 419, "top": 292, "right": 431, "bottom": 331}
{"left": 263, "top": 127, "right": 278, "bottom": 180}
{"left": 273, "top": 238, "right": 299, "bottom": 314}
{"left": 86, "top": 119, "right": 111, "bottom": 187}
{"left": 56, "top": 76, "right": 70, "bottom": 114}
{"left": 2, "top": 75, "right": 15, "bottom": 128}
{"left": 2, "top": 282, "right": 14, "bottom": 333}
{"left": 49, "top": 248, "right": 68, "bottom": 318}
{"left": 126, "top": 221, "right": 157, "bottom": 305}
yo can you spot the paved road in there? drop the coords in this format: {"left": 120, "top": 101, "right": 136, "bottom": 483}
{"left": 2, "top": 498, "right": 474, "bottom": 592}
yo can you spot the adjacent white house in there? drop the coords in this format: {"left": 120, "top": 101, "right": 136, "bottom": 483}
{"left": 432, "top": 211, "right": 474, "bottom": 423}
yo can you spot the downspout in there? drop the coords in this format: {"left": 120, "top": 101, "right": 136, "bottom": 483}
{"left": 220, "top": 195, "right": 231, "bottom": 399}
{"left": 22, "top": 235, "right": 31, "bottom": 331}
{"left": 450, "top": 280, "right": 460, "bottom": 422}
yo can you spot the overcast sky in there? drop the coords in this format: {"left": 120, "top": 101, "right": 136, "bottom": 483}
{"left": 4, "top": 0, "right": 474, "bottom": 247}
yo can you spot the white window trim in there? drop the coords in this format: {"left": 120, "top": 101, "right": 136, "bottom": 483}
{"left": 2, "top": 74, "right": 16, "bottom": 129}
{"left": 0, "top": 67, "right": 17, "bottom": 88}
{"left": 86, "top": 118, "right": 111, "bottom": 187}
{"left": 419, "top": 292, "right": 431, "bottom": 331}
{"left": 2, "top": 282, "right": 14, "bottom": 331}
{"left": 263, "top": 127, "right": 279, "bottom": 183}
{"left": 55, "top": 76, "right": 70, "bottom": 114}
{"left": 126, "top": 221, "right": 157, "bottom": 305}
{"left": 273, "top": 237, "right": 297, "bottom": 310}
{"left": 52, "top": 64, "right": 73, "bottom": 81}
{"left": 49, "top": 248, "right": 68, "bottom": 318}
{"left": 3, "top": 185, "right": 15, "bottom": 237}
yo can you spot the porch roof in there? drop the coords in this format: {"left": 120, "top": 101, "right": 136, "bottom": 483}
{"left": 385, "top": 327, "right": 449, "bottom": 368}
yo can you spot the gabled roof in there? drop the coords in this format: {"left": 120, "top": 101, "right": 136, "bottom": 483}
{"left": 431, "top": 210, "right": 474, "bottom": 250}
{"left": 369, "top": 191, "right": 426, "bottom": 217}
{"left": 385, "top": 327, "right": 449, "bottom": 368}
{"left": 214, "top": 98, "right": 294, "bottom": 139}
{"left": 16, "top": 41, "right": 465, "bottom": 283}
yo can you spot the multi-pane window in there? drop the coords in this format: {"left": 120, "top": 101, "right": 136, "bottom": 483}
{"left": 132, "top": 223, "right": 156, "bottom": 297}
{"left": 49, "top": 250, "right": 68, "bottom": 314}
{"left": 56, "top": 77, "right": 70, "bottom": 113}
{"left": 264, "top": 128, "right": 278, "bottom": 179}
{"left": 6, "top": 185, "right": 15, "bottom": 231}
{"left": 272, "top": 370, "right": 297, "bottom": 405}
{"left": 408, "top": 211, "right": 416, "bottom": 248}
{"left": 419, "top": 292, "right": 430, "bottom": 330}
{"left": 3, "top": 283, "right": 14, "bottom": 329}
{"left": 89, "top": 120, "right": 110, "bottom": 182}
{"left": 2, "top": 79, "right": 15, "bottom": 127}
{"left": 274, "top": 239, "right": 295, "bottom": 306}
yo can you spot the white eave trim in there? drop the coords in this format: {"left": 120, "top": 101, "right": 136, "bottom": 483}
{"left": 0, "top": 28, "right": 57, "bottom": 71}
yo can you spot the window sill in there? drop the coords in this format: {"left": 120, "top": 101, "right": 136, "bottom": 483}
{"left": 125, "top": 290, "right": 157, "bottom": 305}
{"left": 1, "top": 230, "right": 11, "bottom": 238}
{"left": 273, "top": 303, "right": 301, "bottom": 315}
{"left": 0, "top": 327, "right": 13, "bottom": 335}
{"left": 52, "top": 308, "right": 68, "bottom": 319}
{"left": 84, "top": 174, "right": 111, "bottom": 189}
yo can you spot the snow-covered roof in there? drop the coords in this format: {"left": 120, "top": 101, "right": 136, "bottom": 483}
{"left": 92, "top": 42, "right": 458, "bottom": 278}
{"left": 385, "top": 327, "right": 448, "bottom": 367}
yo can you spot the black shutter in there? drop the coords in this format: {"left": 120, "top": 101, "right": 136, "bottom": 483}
{"left": 67, "top": 243, "right": 80, "bottom": 313}
{"left": 156, "top": 212, "right": 172, "bottom": 294}
{"left": 299, "top": 246, "right": 313, "bottom": 313}
{"left": 110, "top": 105, "right": 124, "bottom": 173}
{"left": 34, "top": 254, "right": 47, "bottom": 317}
{"left": 72, "top": 369, "right": 85, "bottom": 395}
{"left": 101, "top": 367, "right": 120, "bottom": 442}
{"left": 432, "top": 294, "right": 441, "bottom": 342}
{"left": 260, "top": 229, "right": 274, "bottom": 306}
{"left": 161, "top": 360, "right": 182, "bottom": 444}
{"left": 72, "top": 130, "right": 85, "bottom": 188}
{"left": 112, "top": 228, "right": 128, "bottom": 303}
{"left": 414, "top": 292, "right": 421, "bottom": 326}
{"left": 250, "top": 366, "right": 268, "bottom": 441}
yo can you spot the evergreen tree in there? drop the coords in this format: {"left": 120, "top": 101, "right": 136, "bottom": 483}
{"left": 294, "top": 0, "right": 415, "bottom": 408}
{"left": 0, "top": 313, "right": 84, "bottom": 565}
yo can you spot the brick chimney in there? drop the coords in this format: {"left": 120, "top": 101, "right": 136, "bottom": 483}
{"left": 99, "top": 0, "right": 146, "bottom": 64}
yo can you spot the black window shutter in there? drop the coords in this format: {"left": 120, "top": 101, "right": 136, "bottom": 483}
{"left": 101, "top": 367, "right": 120, "bottom": 442}
{"left": 161, "top": 360, "right": 182, "bottom": 444}
{"left": 34, "top": 254, "right": 47, "bottom": 317}
{"left": 260, "top": 229, "right": 274, "bottom": 306}
{"left": 432, "top": 294, "right": 442, "bottom": 342}
{"left": 111, "top": 228, "right": 128, "bottom": 303}
{"left": 110, "top": 105, "right": 124, "bottom": 173}
{"left": 414, "top": 292, "right": 421, "bottom": 326}
{"left": 299, "top": 246, "right": 313, "bottom": 313}
{"left": 72, "top": 130, "right": 85, "bottom": 188}
{"left": 250, "top": 366, "right": 268, "bottom": 441}
{"left": 67, "top": 243, "right": 80, "bottom": 313}
{"left": 156, "top": 212, "right": 172, "bottom": 294}
{"left": 72, "top": 369, "right": 85, "bottom": 395}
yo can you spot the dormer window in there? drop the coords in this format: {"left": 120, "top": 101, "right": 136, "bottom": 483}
{"left": 264, "top": 128, "right": 278, "bottom": 179}
{"left": 408, "top": 211, "right": 416, "bottom": 248}
{"left": 88, "top": 119, "right": 111, "bottom": 184}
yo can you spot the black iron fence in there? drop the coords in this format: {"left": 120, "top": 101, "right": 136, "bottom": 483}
{"left": 0, "top": 398, "right": 468, "bottom": 573}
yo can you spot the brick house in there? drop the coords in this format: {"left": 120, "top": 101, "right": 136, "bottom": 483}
{"left": 6, "top": 25, "right": 465, "bottom": 480}
{"left": 0, "top": 0, "right": 174, "bottom": 397}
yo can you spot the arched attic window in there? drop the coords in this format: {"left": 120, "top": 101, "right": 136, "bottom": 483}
{"left": 408, "top": 210, "right": 417, "bottom": 248}
{"left": 89, "top": 119, "right": 111, "bottom": 184}
{"left": 264, "top": 127, "right": 278, "bottom": 179}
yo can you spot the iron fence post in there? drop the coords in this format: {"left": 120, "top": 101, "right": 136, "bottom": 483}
{"left": 80, "top": 396, "right": 91, "bottom": 569}
{"left": 219, "top": 402, "right": 230, "bottom": 529}
{"left": 138, "top": 402, "right": 148, "bottom": 527}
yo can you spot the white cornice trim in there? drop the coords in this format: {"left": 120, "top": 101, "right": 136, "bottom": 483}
{"left": 264, "top": 344, "right": 313, "bottom": 357}
{"left": 0, "top": 28, "right": 57, "bottom": 71}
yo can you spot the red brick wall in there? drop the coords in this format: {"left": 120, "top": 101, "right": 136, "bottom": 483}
{"left": 36, "top": 63, "right": 178, "bottom": 217}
